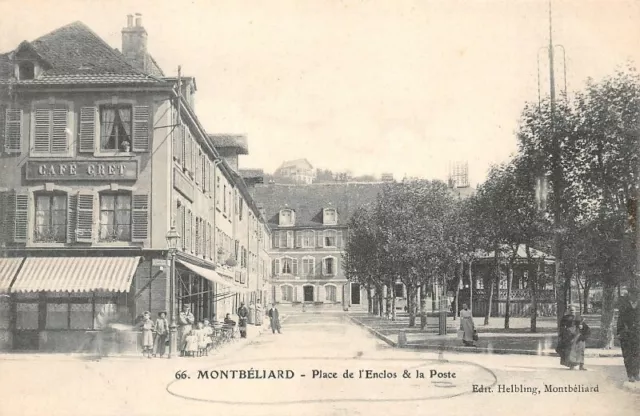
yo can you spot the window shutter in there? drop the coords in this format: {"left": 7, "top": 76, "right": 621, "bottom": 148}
{"left": 185, "top": 132, "right": 192, "bottom": 172}
{"left": 0, "top": 107, "right": 5, "bottom": 152}
{"left": 195, "top": 150, "right": 201, "bottom": 184}
{"left": 287, "top": 231, "right": 293, "bottom": 248}
{"left": 337, "top": 230, "right": 343, "bottom": 248}
{"left": 51, "top": 107, "right": 68, "bottom": 153}
{"left": 132, "top": 106, "right": 150, "bottom": 152}
{"left": 0, "top": 191, "right": 5, "bottom": 244}
{"left": 66, "top": 193, "right": 78, "bottom": 243}
{"left": 79, "top": 107, "right": 96, "bottom": 153}
{"left": 292, "top": 258, "right": 298, "bottom": 276}
{"left": 76, "top": 191, "right": 94, "bottom": 243}
{"left": 5, "top": 108, "right": 22, "bottom": 154}
{"left": 208, "top": 223, "right": 212, "bottom": 259}
{"left": 316, "top": 230, "right": 324, "bottom": 247}
{"left": 33, "top": 108, "right": 50, "bottom": 152}
{"left": 174, "top": 124, "right": 183, "bottom": 162}
{"left": 273, "top": 231, "right": 279, "bottom": 248}
{"left": 5, "top": 191, "right": 28, "bottom": 243}
{"left": 310, "top": 259, "right": 316, "bottom": 276}
{"left": 191, "top": 212, "right": 196, "bottom": 253}
{"left": 321, "top": 258, "right": 325, "bottom": 276}
{"left": 131, "top": 193, "right": 150, "bottom": 242}
{"left": 273, "top": 259, "right": 280, "bottom": 276}
{"left": 295, "top": 231, "right": 302, "bottom": 248}
{"left": 185, "top": 210, "right": 191, "bottom": 252}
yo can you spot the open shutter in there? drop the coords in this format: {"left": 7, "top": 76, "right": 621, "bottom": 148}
{"left": 272, "top": 259, "right": 280, "bottom": 276}
{"left": 320, "top": 258, "right": 325, "bottom": 276}
{"left": 5, "top": 108, "right": 22, "bottom": 154}
{"left": 79, "top": 107, "right": 97, "bottom": 153}
{"left": 295, "top": 231, "right": 302, "bottom": 248}
{"left": 173, "top": 124, "right": 183, "bottom": 162}
{"left": 287, "top": 231, "right": 294, "bottom": 248}
{"left": 0, "top": 192, "right": 5, "bottom": 244}
{"left": 66, "top": 193, "right": 78, "bottom": 243}
{"left": 131, "top": 193, "right": 149, "bottom": 242}
{"left": 337, "top": 230, "right": 343, "bottom": 248}
{"left": 0, "top": 106, "right": 5, "bottom": 152}
{"left": 207, "top": 223, "right": 212, "bottom": 259}
{"left": 76, "top": 191, "right": 94, "bottom": 243}
{"left": 273, "top": 231, "right": 279, "bottom": 248}
{"left": 9, "top": 191, "right": 29, "bottom": 243}
{"left": 33, "top": 107, "right": 50, "bottom": 152}
{"left": 184, "top": 210, "right": 191, "bottom": 252}
{"left": 316, "top": 230, "right": 324, "bottom": 247}
{"left": 51, "top": 107, "right": 68, "bottom": 153}
{"left": 191, "top": 213, "right": 196, "bottom": 253}
{"left": 132, "top": 106, "right": 150, "bottom": 152}
{"left": 292, "top": 258, "right": 298, "bottom": 276}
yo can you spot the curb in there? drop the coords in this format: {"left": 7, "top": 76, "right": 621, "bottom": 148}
{"left": 347, "top": 315, "right": 623, "bottom": 358}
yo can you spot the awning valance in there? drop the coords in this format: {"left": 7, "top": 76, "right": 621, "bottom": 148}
{"left": 11, "top": 257, "right": 141, "bottom": 293}
{"left": 177, "top": 260, "right": 252, "bottom": 293}
{"left": 0, "top": 258, "right": 24, "bottom": 293}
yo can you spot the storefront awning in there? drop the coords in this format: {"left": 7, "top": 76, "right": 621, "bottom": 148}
{"left": 177, "top": 260, "right": 252, "bottom": 293}
{"left": 0, "top": 258, "right": 25, "bottom": 293}
{"left": 11, "top": 257, "right": 141, "bottom": 293}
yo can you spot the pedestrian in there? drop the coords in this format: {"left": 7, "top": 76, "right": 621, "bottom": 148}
{"left": 566, "top": 315, "right": 590, "bottom": 371}
{"left": 153, "top": 311, "right": 169, "bottom": 358}
{"left": 268, "top": 303, "right": 281, "bottom": 334}
{"left": 459, "top": 303, "right": 476, "bottom": 347}
{"left": 237, "top": 302, "right": 249, "bottom": 338}
{"left": 196, "top": 322, "right": 208, "bottom": 357}
{"left": 557, "top": 305, "right": 577, "bottom": 368}
{"left": 178, "top": 304, "right": 194, "bottom": 356}
{"left": 137, "top": 311, "right": 155, "bottom": 359}
{"left": 617, "top": 287, "right": 640, "bottom": 382}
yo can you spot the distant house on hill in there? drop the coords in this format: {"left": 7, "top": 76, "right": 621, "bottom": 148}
{"left": 274, "top": 158, "right": 316, "bottom": 184}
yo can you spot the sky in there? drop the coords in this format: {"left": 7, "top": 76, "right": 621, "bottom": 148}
{"left": 0, "top": 0, "right": 639, "bottom": 185}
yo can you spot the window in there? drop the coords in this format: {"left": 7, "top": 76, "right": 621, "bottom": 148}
{"left": 99, "top": 105, "right": 132, "bottom": 151}
{"left": 223, "top": 184, "right": 227, "bottom": 213}
{"left": 302, "top": 257, "right": 315, "bottom": 276}
{"left": 216, "top": 176, "right": 221, "bottom": 207}
{"left": 279, "top": 209, "right": 294, "bottom": 226}
{"left": 18, "top": 61, "right": 35, "bottom": 80}
{"left": 323, "top": 257, "right": 336, "bottom": 276}
{"left": 325, "top": 285, "right": 337, "bottom": 302}
{"left": 99, "top": 193, "right": 131, "bottom": 241}
{"left": 281, "top": 258, "right": 293, "bottom": 274}
{"left": 323, "top": 208, "right": 337, "bottom": 225}
{"left": 239, "top": 198, "right": 244, "bottom": 221}
{"left": 324, "top": 230, "right": 337, "bottom": 247}
{"left": 278, "top": 231, "right": 287, "bottom": 248}
{"left": 302, "top": 230, "right": 315, "bottom": 248}
{"left": 281, "top": 285, "right": 293, "bottom": 302}
{"left": 34, "top": 193, "right": 67, "bottom": 243}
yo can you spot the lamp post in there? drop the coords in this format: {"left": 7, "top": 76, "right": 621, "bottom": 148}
{"left": 166, "top": 225, "right": 180, "bottom": 358}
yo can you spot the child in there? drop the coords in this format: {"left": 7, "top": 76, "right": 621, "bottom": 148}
{"left": 196, "top": 322, "right": 208, "bottom": 357}
{"left": 137, "top": 311, "right": 155, "bottom": 358}
{"left": 202, "top": 319, "right": 213, "bottom": 355}
{"left": 184, "top": 329, "right": 198, "bottom": 357}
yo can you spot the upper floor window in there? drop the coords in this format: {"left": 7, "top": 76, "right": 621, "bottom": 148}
{"left": 33, "top": 104, "right": 69, "bottom": 154}
{"left": 279, "top": 209, "right": 295, "bottom": 226}
{"left": 223, "top": 184, "right": 227, "bottom": 213}
{"left": 324, "top": 229, "right": 337, "bottom": 247}
{"left": 34, "top": 193, "right": 66, "bottom": 243}
{"left": 296, "top": 230, "right": 315, "bottom": 248}
{"left": 323, "top": 257, "right": 336, "bottom": 276}
{"left": 238, "top": 197, "right": 244, "bottom": 221}
{"left": 301, "top": 257, "right": 315, "bottom": 276}
{"left": 100, "top": 105, "right": 132, "bottom": 152}
{"left": 99, "top": 193, "right": 131, "bottom": 241}
{"left": 323, "top": 208, "right": 337, "bottom": 225}
{"left": 18, "top": 61, "right": 35, "bottom": 80}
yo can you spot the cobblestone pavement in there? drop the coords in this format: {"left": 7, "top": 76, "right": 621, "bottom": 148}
{"left": 1, "top": 312, "right": 638, "bottom": 416}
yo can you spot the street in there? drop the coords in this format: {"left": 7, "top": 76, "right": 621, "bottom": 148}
{"left": 1, "top": 312, "right": 638, "bottom": 416}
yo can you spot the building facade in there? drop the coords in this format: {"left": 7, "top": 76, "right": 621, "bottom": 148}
{"left": 274, "top": 158, "right": 316, "bottom": 184}
{"left": 0, "top": 15, "right": 269, "bottom": 352}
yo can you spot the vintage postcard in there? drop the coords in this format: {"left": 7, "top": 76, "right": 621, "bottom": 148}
{"left": 0, "top": 0, "right": 639, "bottom": 415}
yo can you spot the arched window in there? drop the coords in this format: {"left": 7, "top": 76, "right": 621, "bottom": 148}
{"left": 325, "top": 285, "right": 337, "bottom": 302}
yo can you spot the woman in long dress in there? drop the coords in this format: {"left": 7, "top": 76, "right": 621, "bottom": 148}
{"left": 137, "top": 311, "right": 155, "bottom": 358}
{"left": 459, "top": 303, "right": 476, "bottom": 347}
{"left": 558, "top": 306, "right": 577, "bottom": 367}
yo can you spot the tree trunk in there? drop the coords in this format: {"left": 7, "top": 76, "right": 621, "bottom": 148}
{"left": 408, "top": 285, "right": 416, "bottom": 327}
{"left": 469, "top": 261, "right": 474, "bottom": 315}
{"left": 583, "top": 280, "right": 591, "bottom": 314}
{"left": 599, "top": 280, "right": 618, "bottom": 349}
{"left": 420, "top": 284, "right": 427, "bottom": 330}
{"left": 454, "top": 262, "right": 463, "bottom": 320}
{"left": 505, "top": 264, "right": 513, "bottom": 329}
{"left": 484, "top": 278, "right": 494, "bottom": 326}
{"left": 372, "top": 285, "right": 379, "bottom": 315}
{"left": 366, "top": 284, "right": 373, "bottom": 314}
{"left": 391, "top": 281, "right": 397, "bottom": 321}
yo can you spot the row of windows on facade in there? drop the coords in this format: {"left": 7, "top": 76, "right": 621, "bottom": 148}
{"left": 278, "top": 208, "right": 337, "bottom": 226}
{"left": 272, "top": 229, "right": 344, "bottom": 249}
{"left": 272, "top": 257, "right": 338, "bottom": 277}
{"left": 279, "top": 285, "right": 338, "bottom": 302}
{"left": 0, "top": 190, "right": 148, "bottom": 244}
{"left": 0, "top": 104, "right": 151, "bottom": 155}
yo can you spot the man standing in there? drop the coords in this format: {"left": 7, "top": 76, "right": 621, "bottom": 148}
{"left": 557, "top": 305, "right": 577, "bottom": 368}
{"left": 178, "top": 304, "right": 194, "bottom": 356}
{"left": 617, "top": 287, "right": 640, "bottom": 382}
{"left": 268, "top": 303, "right": 281, "bottom": 334}
{"left": 237, "top": 302, "right": 249, "bottom": 338}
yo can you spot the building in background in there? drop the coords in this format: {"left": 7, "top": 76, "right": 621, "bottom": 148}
{"left": 0, "top": 15, "right": 268, "bottom": 352}
{"left": 274, "top": 158, "right": 315, "bottom": 184}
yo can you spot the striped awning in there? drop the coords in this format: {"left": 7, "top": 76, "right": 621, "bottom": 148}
{"left": 177, "top": 260, "right": 252, "bottom": 293}
{"left": 11, "top": 257, "right": 141, "bottom": 293}
{"left": 0, "top": 258, "right": 24, "bottom": 293}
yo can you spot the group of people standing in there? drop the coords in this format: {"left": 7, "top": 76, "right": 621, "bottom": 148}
{"left": 136, "top": 311, "right": 170, "bottom": 358}
{"left": 557, "top": 305, "right": 591, "bottom": 371}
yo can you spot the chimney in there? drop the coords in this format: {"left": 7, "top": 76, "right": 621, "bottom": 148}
{"left": 121, "top": 13, "right": 148, "bottom": 73}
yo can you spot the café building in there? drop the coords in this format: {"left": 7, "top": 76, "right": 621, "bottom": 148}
{"left": 0, "top": 16, "right": 266, "bottom": 352}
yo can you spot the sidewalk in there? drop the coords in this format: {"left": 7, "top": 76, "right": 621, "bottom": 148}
{"left": 0, "top": 317, "right": 280, "bottom": 362}
{"left": 349, "top": 312, "right": 623, "bottom": 357}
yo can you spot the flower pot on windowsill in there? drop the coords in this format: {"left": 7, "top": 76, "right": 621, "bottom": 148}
{"left": 121, "top": 141, "right": 131, "bottom": 152}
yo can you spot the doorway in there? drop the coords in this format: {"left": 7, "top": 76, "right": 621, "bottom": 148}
{"left": 351, "top": 283, "right": 361, "bottom": 305}
{"left": 303, "top": 286, "right": 314, "bottom": 302}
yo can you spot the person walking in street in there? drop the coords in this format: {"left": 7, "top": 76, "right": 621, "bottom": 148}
{"left": 137, "top": 311, "right": 155, "bottom": 359}
{"left": 567, "top": 314, "right": 590, "bottom": 371}
{"left": 178, "top": 304, "right": 195, "bottom": 356}
{"left": 153, "top": 311, "right": 168, "bottom": 358}
{"left": 557, "top": 305, "right": 577, "bottom": 368}
{"left": 268, "top": 303, "right": 281, "bottom": 334}
{"left": 459, "top": 303, "right": 476, "bottom": 347}
{"left": 237, "top": 302, "right": 249, "bottom": 338}
{"left": 617, "top": 287, "right": 640, "bottom": 382}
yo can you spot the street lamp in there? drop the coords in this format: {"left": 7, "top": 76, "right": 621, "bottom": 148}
{"left": 166, "top": 225, "right": 180, "bottom": 359}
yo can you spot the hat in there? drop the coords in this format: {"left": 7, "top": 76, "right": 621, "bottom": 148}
{"left": 158, "top": 311, "right": 167, "bottom": 316}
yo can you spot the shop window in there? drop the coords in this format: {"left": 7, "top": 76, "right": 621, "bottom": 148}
{"left": 34, "top": 193, "right": 67, "bottom": 243}
{"left": 99, "top": 105, "right": 132, "bottom": 152}
{"left": 99, "top": 193, "right": 132, "bottom": 241}
{"left": 0, "top": 299, "right": 9, "bottom": 329}
{"left": 70, "top": 304, "right": 93, "bottom": 329}
{"left": 16, "top": 303, "right": 38, "bottom": 329}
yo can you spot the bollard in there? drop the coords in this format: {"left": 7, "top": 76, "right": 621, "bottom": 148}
{"left": 398, "top": 330, "right": 407, "bottom": 347}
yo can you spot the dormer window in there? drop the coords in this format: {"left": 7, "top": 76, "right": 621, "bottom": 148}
{"left": 279, "top": 209, "right": 295, "bottom": 226}
{"left": 18, "top": 61, "right": 35, "bottom": 80}
{"left": 323, "top": 208, "right": 337, "bottom": 225}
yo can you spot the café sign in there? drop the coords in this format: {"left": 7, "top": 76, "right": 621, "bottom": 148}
{"left": 25, "top": 160, "right": 138, "bottom": 181}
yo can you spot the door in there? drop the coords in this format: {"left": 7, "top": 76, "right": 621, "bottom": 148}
{"left": 303, "top": 286, "right": 314, "bottom": 302}
{"left": 351, "top": 283, "right": 361, "bottom": 305}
